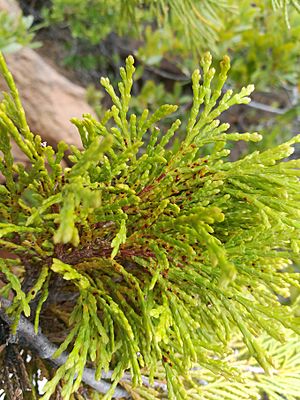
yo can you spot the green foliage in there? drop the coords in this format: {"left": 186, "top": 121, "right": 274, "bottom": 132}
{"left": 0, "top": 52, "right": 300, "bottom": 400}
{"left": 219, "top": 1, "right": 300, "bottom": 90}
{"left": 41, "top": 0, "right": 300, "bottom": 90}
{"left": 43, "top": 0, "right": 129, "bottom": 44}
{"left": 43, "top": 0, "right": 231, "bottom": 51}
{"left": 271, "top": 0, "right": 300, "bottom": 27}
{"left": 136, "top": 0, "right": 300, "bottom": 90}
{"left": 43, "top": 0, "right": 300, "bottom": 53}
{"left": 0, "top": 10, "right": 38, "bottom": 54}
{"left": 122, "top": 331, "right": 300, "bottom": 399}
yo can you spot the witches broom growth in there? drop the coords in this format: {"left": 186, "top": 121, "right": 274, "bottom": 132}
{"left": 0, "top": 52, "right": 299, "bottom": 400}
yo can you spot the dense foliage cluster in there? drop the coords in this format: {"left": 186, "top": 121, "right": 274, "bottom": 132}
{"left": 0, "top": 52, "right": 299, "bottom": 399}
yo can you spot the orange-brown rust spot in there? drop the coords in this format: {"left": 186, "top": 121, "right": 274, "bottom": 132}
{"left": 156, "top": 173, "right": 166, "bottom": 182}
{"left": 162, "top": 355, "right": 168, "bottom": 363}
{"left": 139, "top": 185, "right": 154, "bottom": 195}
{"left": 162, "top": 269, "right": 169, "bottom": 279}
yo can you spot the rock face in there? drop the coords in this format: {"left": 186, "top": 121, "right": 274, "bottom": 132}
{"left": 0, "top": 0, "right": 94, "bottom": 164}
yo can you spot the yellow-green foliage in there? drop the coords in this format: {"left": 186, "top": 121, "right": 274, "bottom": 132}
{"left": 0, "top": 10, "right": 38, "bottom": 53}
{"left": 0, "top": 52, "right": 299, "bottom": 399}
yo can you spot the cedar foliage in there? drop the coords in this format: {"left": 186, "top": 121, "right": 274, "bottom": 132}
{"left": 0, "top": 52, "right": 299, "bottom": 399}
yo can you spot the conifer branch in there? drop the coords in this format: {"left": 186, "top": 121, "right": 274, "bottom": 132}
{"left": 0, "top": 51, "right": 299, "bottom": 399}
{"left": 0, "top": 297, "right": 129, "bottom": 398}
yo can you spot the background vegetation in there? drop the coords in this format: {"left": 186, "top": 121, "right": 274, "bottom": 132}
{"left": 17, "top": 0, "right": 300, "bottom": 155}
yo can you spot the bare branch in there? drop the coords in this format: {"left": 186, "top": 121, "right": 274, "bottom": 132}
{"left": 246, "top": 100, "right": 287, "bottom": 115}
